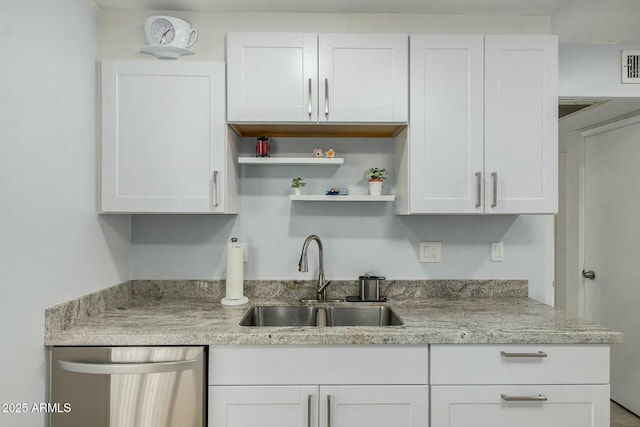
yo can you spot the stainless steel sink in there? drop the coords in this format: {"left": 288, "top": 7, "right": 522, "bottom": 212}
{"left": 239, "top": 305, "right": 403, "bottom": 327}
{"left": 325, "top": 306, "right": 404, "bottom": 327}
{"left": 239, "top": 305, "right": 319, "bottom": 326}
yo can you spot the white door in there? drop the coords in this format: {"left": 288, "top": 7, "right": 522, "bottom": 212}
{"left": 319, "top": 386, "right": 428, "bottom": 427}
{"left": 318, "top": 34, "right": 408, "bottom": 123}
{"left": 484, "top": 35, "right": 558, "bottom": 214}
{"left": 226, "top": 32, "right": 318, "bottom": 122}
{"left": 101, "top": 60, "right": 227, "bottom": 213}
{"left": 408, "top": 35, "right": 484, "bottom": 213}
{"left": 431, "top": 385, "right": 609, "bottom": 427}
{"left": 209, "top": 385, "right": 317, "bottom": 427}
{"left": 582, "top": 117, "right": 640, "bottom": 415}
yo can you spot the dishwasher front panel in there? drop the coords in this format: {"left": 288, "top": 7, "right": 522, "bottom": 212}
{"left": 50, "top": 346, "right": 205, "bottom": 427}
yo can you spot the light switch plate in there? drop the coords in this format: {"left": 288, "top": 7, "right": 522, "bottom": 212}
{"left": 420, "top": 242, "right": 441, "bottom": 263}
{"left": 491, "top": 241, "right": 504, "bottom": 262}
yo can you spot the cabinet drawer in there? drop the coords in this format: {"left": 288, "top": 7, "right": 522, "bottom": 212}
{"left": 209, "top": 345, "right": 428, "bottom": 385}
{"left": 431, "top": 344, "right": 609, "bottom": 385}
{"left": 431, "top": 384, "right": 610, "bottom": 427}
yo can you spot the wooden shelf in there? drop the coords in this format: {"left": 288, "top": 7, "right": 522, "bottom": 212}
{"left": 238, "top": 157, "right": 344, "bottom": 165}
{"left": 229, "top": 123, "right": 407, "bottom": 138}
{"left": 290, "top": 195, "right": 395, "bottom": 202}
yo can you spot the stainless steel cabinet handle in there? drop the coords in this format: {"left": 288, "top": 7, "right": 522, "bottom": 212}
{"left": 327, "top": 394, "right": 332, "bottom": 427}
{"left": 307, "top": 394, "right": 312, "bottom": 427}
{"left": 501, "top": 393, "right": 548, "bottom": 402}
{"left": 212, "top": 170, "right": 219, "bottom": 207}
{"left": 308, "top": 78, "right": 312, "bottom": 118}
{"left": 324, "top": 78, "right": 329, "bottom": 117}
{"left": 491, "top": 172, "right": 498, "bottom": 208}
{"left": 500, "top": 351, "right": 548, "bottom": 358}
{"left": 583, "top": 269, "right": 596, "bottom": 280}
{"left": 475, "top": 172, "right": 482, "bottom": 208}
{"left": 58, "top": 359, "right": 199, "bottom": 375}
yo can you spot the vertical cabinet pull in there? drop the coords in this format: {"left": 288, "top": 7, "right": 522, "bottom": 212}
{"left": 501, "top": 393, "right": 548, "bottom": 402}
{"left": 308, "top": 78, "right": 312, "bottom": 118}
{"left": 324, "top": 78, "right": 329, "bottom": 117}
{"left": 307, "top": 394, "right": 312, "bottom": 427}
{"left": 212, "top": 170, "right": 218, "bottom": 207}
{"left": 475, "top": 172, "right": 482, "bottom": 208}
{"left": 326, "top": 394, "right": 332, "bottom": 427}
{"left": 491, "top": 172, "right": 498, "bottom": 208}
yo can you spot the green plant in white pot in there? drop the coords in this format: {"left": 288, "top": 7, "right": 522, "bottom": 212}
{"left": 291, "top": 177, "right": 306, "bottom": 195}
{"left": 365, "top": 168, "right": 387, "bottom": 196}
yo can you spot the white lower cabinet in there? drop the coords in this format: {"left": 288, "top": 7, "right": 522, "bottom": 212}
{"left": 209, "top": 386, "right": 316, "bottom": 427}
{"left": 209, "top": 385, "right": 428, "bottom": 427}
{"left": 431, "top": 384, "right": 609, "bottom": 427}
{"left": 208, "top": 344, "right": 611, "bottom": 427}
{"left": 430, "top": 344, "right": 611, "bottom": 427}
{"left": 208, "top": 345, "right": 429, "bottom": 427}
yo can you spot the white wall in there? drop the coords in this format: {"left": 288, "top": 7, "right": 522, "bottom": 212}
{"left": 0, "top": 2, "right": 131, "bottom": 426}
{"left": 102, "top": 10, "right": 556, "bottom": 304}
{"left": 557, "top": 41, "right": 640, "bottom": 314}
{"left": 100, "top": 9, "right": 551, "bottom": 60}
{"left": 555, "top": 152, "right": 567, "bottom": 311}
{"left": 559, "top": 43, "right": 640, "bottom": 98}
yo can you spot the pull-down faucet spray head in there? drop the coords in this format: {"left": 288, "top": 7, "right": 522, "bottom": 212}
{"left": 298, "top": 252, "right": 309, "bottom": 272}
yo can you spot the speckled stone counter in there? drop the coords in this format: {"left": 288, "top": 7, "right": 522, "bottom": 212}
{"left": 44, "top": 280, "right": 622, "bottom": 346}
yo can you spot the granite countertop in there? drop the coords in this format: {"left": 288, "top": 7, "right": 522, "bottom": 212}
{"left": 44, "top": 280, "right": 622, "bottom": 346}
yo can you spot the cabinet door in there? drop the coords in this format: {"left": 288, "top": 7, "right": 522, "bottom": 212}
{"left": 431, "top": 385, "right": 609, "bottom": 427}
{"left": 319, "top": 34, "right": 408, "bottom": 123}
{"left": 227, "top": 32, "right": 318, "bottom": 122}
{"left": 101, "top": 60, "right": 227, "bottom": 213}
{"left": 319, "top": 386, "right": 428, "bottom": 427}
{"left": 408, "top": 35, "right": 485, "bottom": 213}
{"left": 209, "top": 386, "right": 317, "bottom": 427}
{"left": 484, "top": 35, "right": 558, "bottom": 214}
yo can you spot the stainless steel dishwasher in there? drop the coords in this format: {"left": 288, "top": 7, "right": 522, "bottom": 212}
{"left": 50, "top": 346, "right": 205, "bottom": 427}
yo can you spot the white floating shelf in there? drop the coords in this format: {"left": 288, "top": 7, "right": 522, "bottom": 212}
{"left": 290, "top": 195, "right": 395, "bottom": 202}
{"left": 238, "top": 157, "right": 344, "bottom": 165}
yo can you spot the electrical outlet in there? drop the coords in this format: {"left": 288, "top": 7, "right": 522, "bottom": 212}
{"left": 491, "top": 241, "right": 504, "bottom": 262}
{"left": 419, "top": 242, "right": 441, "bottom": 263}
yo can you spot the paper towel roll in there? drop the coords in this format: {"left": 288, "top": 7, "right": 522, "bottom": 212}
{"left": 226, "top": 246, "right": 244, "bottom": 300}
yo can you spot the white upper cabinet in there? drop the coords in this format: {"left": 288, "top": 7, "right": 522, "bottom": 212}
{"left": 227, "top": 32, "right": 408, "bottom": 124}
{"left": 401, "top": 34, "right": 557, "bottom": 215}
{"left": 101, "top": 60, "right": 236, "bottom": 214}
{"left": 318, "top": 34, "right": 408, "bottom": 122}
{"left": 408, "top": 35, "right": 485, "bottom": 214}
{"left": 226, "top": 33, "right": 318, "bottom": 122}
{"left": 484, "top": 35, "right": 558, "bottom": 214}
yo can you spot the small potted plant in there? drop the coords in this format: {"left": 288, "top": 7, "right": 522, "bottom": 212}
{"left": 365, "top": 167, "right": 387, "bottom": 196}
{"left": 291, "top": 177, "right": 306, "bottom": 195}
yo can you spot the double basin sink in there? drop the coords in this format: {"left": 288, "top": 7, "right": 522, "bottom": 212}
{"left": 240, "top": 305, "right": 403, "bottom": 327}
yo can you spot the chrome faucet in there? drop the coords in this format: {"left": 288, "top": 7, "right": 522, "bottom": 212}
{"left": 298, "top": 234, "right": 332, "bottom": 301}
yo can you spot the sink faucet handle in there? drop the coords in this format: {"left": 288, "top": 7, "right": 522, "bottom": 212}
{"left": 318, "top": 280, "right": 331, "bottom": 294}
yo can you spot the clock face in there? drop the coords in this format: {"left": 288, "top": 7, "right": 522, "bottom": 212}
{"left": 150, "top": 18, "right": 175, "bottom": 45}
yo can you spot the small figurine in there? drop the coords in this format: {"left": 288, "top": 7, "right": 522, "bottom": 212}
{"left": 313, "top": 148, "right": 324, "bottom": 158}
{"left": 325, "top": 148, "right": 336, "bottom": 158}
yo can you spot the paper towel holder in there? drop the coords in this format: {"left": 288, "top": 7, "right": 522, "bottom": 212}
{"left": 221, "top": 296, "right": 248, "bottom": 306}
{"left": 222, "top": 238, "right": 249, "bottom": 306}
